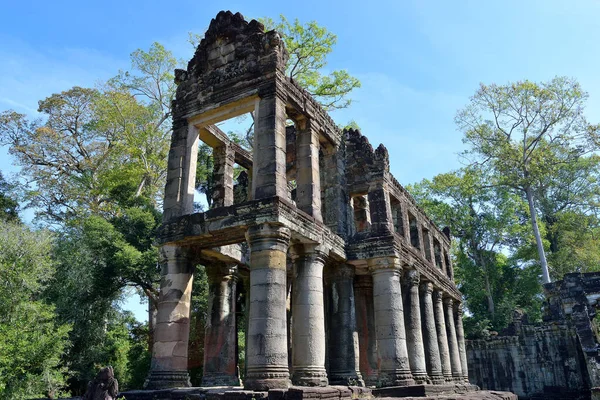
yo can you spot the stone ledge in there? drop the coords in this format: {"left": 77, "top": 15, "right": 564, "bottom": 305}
{"left": 373, "top": 384, "right": 478, "bottom": 398}
{"left": 117, "top": 386, "right": 371, "bottom": 400}
{"left": 376, "top": 390, "right": 516, "bottom": 400}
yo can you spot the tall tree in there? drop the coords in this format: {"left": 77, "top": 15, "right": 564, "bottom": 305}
{"left": 456, "top": 77, "right": 599, "bottom": 283}
{"left": 409, "top": 168, "right": 530, "bottom": 322}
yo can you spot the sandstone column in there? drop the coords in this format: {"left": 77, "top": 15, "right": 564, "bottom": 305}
{"left": 252, "top": 93, "right": 288, "bottom": 200}
{"left": 433, "top": 289, "right": 453, "bottom": 382}
{"left": 443, "top": 297, "right": 463, "bottom": 382}
{"left": 455, "top": 302, "right": 469, "bottom": 383}
{"left": 145, "top": 245, "right": 194, "bottom": 389}
{"left": 326, "top": 264, "right": 364, "bottom": 386}
{"left": 202, "top": 264, "right": 240, "bottom": 386}
{"left": 296, "top": 118, "right": 322, "bottom": 221}
{"left": 290, "top": 244, "right": 328, "bottom": 386}
{"left": 354, "top": 274, "right": 379, "bottom": 386}
{"left": 368, "top": 257, "right": 414, "bottom": 387}
{"left": 403, "top": 269, "right": 428, "bottom": 384}
{"left": 420, "top": 282, "right": 444, "bottom": 384}
{"left": 212, "top": 144, "right": 235, "bottom": 208}
{"left": 244, "top": 223, "right": 291, "bottom": 390}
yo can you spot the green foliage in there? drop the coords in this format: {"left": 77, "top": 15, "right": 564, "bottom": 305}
{"left": 410, "top": 168, "right": 542, "bottom": 335}
{"left": 0, "top": 171, "right": 19, "bottom": 222}
{"left": 0, "top": 222, "right": 71, "bottom": 399}
{"left": 260, "top": 15, "right": 360, "bottom": 110}
{"left": 456, "top": 76, "right": 600, "bottom": 283}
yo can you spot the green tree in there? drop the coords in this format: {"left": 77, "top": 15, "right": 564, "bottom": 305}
{"left": 0, "top": 222, "right": 71, "bottom": 399}
{"left": 456, "top": 77, "right": 600, "bottom": 283}
{"left": 0, "top": 171, "right": 19, "bottom": 222}
{"left": 409, "top": 168, "right": 541, "bottom": 335}
{"left": 260, "top": 15, "right": 361, "bottom": 110}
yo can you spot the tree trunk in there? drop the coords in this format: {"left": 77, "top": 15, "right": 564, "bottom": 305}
{"left": 478, "top": 252, "right": 495, "bottom": 317}
{"left": 525, "top": 186, "right": 551, "bottom": 283}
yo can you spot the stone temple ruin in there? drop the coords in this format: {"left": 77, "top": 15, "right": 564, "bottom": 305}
{"left": 469, "top": 272, "right": 600, "bottom": 399}
{"left": 131, "top": 11, "right": 516, "bottom": 400}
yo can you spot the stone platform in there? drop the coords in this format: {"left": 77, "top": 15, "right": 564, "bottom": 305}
{"left": 117, "top": 385, "right": 516, "bottom": 400}
{"left": 119, "top": 386, "right": 371, "bottom": 400}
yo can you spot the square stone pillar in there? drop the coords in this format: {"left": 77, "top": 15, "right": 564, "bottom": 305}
{"left": 244, "top": 223, "right": 291, "bottom": 390}
{"left": 202, "top": 263, "right": 240, "bottom": 386}
{"left": 321, "top": 144, "right": 351, "bottom": 236}
{"left": 212, "top": 144, "right": 235, "bottom": 208}
{"left": 367, "top": 185, "right": 393, "bottom": 234}
{"left": 252, "top": 94, "right": 288, "bottom": 200}
{"left": 402, "top": 269, "right": 429, "bottom": 384}
{"left": 433, "top": 289, "right": 453, "bottom": 382}
{"left": 290, "top": 244, "right": 328, "bottom": 386}
{"left": 354, "top": 274, "right": 379, "bottom": 386}
{"left": 368, "top": 257, "right": 414, "bottom": 387}
{"left": 353, "top": 196, "right": 371, "bottom": 233}
{"left": 145, "top": 245, "right": 194, "bottom": 389}
{"left": 295, "top": 119, "right": 322, "bottom": 222}
{"left": 325, "top": 264, "right": 364, "bottom": 386}
{"left": 163, "top": 122, "right": 199, "bottom": 221}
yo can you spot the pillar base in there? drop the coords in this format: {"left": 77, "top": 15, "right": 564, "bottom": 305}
{"left": 144, "top": 370, "right": 191, "bottom": 390}
{"left": 412, "top": 372, "right": 430, "bottom": 385}
{"left": 377, "top": 370, "right": 414, "bottom": 387}
{"left": 329, "top": 372, "right": 365, "bottom": 387}
{"left": 201, "top": 374, "right": 241, "bottom": 387}
{"left": 244, "top": 367, "right": 290, "bottom": 391}
{"left": 292, "top": 368, "right": 328, "bottom": 387}
{"left": 430, "top": 374, "right": 446, "bottom": 385}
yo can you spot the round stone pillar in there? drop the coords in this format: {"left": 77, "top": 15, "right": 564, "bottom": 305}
{"left": 202, "top": 264, "right": 240, "bottom": 386}
{"left": 290, "top": 244, "right": 328, "bottom": 386}
{"left": 368, "top": 257, "right": 414, "bottom": 387}
{"left": 443, "top": 297, "right": 463, "bottom": 382}
{"left": 455, "top": 302, "right": 469, "bottom": 383}
{"left": 326, "top": 264, "right": 364, "bottom": 386}
{"left": 403, "top": 269, "right": 428, "bottom": 384}
{"left": 145, "top": 245, "right": 194, "bottom": 389}
{"left": 419, "top": 282, "right": 444, "bottom": 384}
{"left": 244, "top": 223, "right": 291, "bottom": 391}
{"left": 433, "top": 289, "right": 453, "bottom": 383}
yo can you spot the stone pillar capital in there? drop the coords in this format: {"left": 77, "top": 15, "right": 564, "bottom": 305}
{"left": 443, "top": 297, "right": 455, "bottom": 308}
{"left": 246, "top": 223, "right": 291, "bottom": 252}
{"left": 433, "top": 289, "right": 445, "bottom": 303}
{"left": 404, "top": 269, "right": 420, "bottom": 286}
{"left": 419, "top": 280, "right": 434, "bottom": 294}
{"left": 205, "top": 263, "right": 237, "bottom": 282}
{"left": 367, "top": 256, "right": 402, "bottom": 273}
{"left": 289, "top": 243, "right": 327, "bottom": 262}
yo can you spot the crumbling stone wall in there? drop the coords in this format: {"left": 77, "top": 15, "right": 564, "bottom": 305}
{"left": 468, "top": 272, "right": 600, "bottom": 399}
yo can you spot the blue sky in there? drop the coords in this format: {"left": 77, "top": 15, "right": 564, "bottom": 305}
{"left": 2, "top": 0, "right": 600, "bottom": 320}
